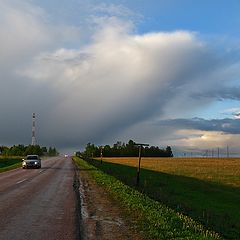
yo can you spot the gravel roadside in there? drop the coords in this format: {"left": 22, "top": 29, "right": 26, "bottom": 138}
{"left": 74, "top": 162, "right": 145, "bottom": 240}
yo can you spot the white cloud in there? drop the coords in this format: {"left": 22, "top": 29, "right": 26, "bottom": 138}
{"left": 223, "top": 108, "right": 240, "bottom": 119}
{"left": 0, "top": 1, "right": 50, "bottom": 65}
{"left": 19, "top": 21, "right": 211, "bottom": 147}
{"left": 173, "top": 129, "right": 236, "bottom": 148}
{"left": 169, "top": 129, "right": 240, "bottom": 157}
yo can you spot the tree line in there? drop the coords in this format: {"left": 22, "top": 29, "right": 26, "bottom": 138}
{"left": 81, "top": 140, "right": 173, "bottom": 158}
{"left": 0, "top": 144, "right": 58, "bottom": 157}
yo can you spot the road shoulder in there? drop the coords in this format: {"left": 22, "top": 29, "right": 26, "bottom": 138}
{"left": 74, "top": 160, "right": 145, "bottom": 240}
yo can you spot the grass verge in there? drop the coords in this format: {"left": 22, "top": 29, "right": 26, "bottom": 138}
{"left": 73, "top": 157, "right": 221, "bottom": 240}
{"left": 0, "top": 157, "right": 22, "bottom": 173}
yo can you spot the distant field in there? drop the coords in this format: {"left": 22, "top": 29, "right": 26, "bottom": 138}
{"left": 92, "top": 157, "right": 240, "bottom": 239}
{"left": 0, "top": 157, "right": 22, "bottom": 172}
{"left": 97, "top": 157, "right": 240, "bottom": 187}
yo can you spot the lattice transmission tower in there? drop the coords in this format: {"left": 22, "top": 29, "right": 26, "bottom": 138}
{"left": 31, "top": 113, "right": 36, "bottom": 146}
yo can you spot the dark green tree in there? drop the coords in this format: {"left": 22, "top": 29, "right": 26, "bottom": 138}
{"left": 24, "top": 145, "right": 43, "bottom": 156}
{"left": 83, "top": 143, "right": 99, "bottom": 158}
{"left": 41, "top": 146, "right": 48, "bottom": 154}
{"left": 81, "top": 140, "right": 174, "bottom": 158}
{"left": 0, "top": 146, "right": 9, "bottom": 155}
{"left": 166, "top": 146, "right": 173, "bottom": 157}
{"left": 48, "top": 147, "right": 58, "bottom": 156}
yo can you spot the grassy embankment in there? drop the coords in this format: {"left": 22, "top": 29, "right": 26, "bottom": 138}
{"left": 0, "top": 157, "right": 22, "bottom": 172}
{"left": 74, "top": 157, "right": 221, "bottom": 240}
{"left": 90, "top": 157, "right": 240, "bottom": 239}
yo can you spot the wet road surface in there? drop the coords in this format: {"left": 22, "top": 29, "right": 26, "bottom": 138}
{"left": 0, "top": 157, "right": 78, "bottom": 240}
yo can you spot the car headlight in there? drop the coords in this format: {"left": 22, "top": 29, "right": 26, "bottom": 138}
{"left": 34, "top": 162, "right": 38, "bottom": 165}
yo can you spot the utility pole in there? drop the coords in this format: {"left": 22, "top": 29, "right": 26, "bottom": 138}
{"left": 206, "top": 149, "right": 208, "bottom": 158}
{"left": 100, "top": 146, "right": 103, "bottom": 164}
{"left": 218, "top": 147, "right": 220, "bottom": 158}
{"left": 135, "top": 143, "right": 149, "bottom": 186}
{"left": 31, "top": 113, "right": 36, "bottom": 146}
{"left": 227, "top": 146, "right": 229, "bottom": 158}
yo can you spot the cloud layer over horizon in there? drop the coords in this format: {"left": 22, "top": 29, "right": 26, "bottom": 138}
{"left": 1, "top": 0, "right": 240, "bottom": 153}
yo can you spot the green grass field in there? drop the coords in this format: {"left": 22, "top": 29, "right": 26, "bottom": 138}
{"left": 0, "top": 157, "right": 22, "bottom": 172}
{"left": 90, "top": 157, "right": 240, "bottom": 239}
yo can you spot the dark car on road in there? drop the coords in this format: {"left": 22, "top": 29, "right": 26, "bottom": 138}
{"left": 22, "top": 155, "right": 41, "bottom": 169}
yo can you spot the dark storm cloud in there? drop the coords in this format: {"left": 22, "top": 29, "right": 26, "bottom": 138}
{"left": 192, "top": 86, "right": 240, "bottom": 101}
{"left": 1, "top": 1, "right": 240, "bottom": 152}
{"left": 157, "top": 118, "right": 240, "bottom": 134}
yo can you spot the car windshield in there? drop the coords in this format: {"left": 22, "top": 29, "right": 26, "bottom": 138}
{"left": 26, "top": 156, "right": 39, "bottom": 160}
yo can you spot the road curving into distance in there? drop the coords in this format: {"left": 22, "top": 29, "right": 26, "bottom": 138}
{"left": 0, "top": 156, "right": 80, "bottom": 240}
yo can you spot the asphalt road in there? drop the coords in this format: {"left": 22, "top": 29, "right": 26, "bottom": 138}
{"left": 0, "top": 157, "right": 79, "bottom": 240}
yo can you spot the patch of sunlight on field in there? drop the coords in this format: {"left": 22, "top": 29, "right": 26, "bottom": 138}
{"left": 98, "top": 157, "right": 240, "bottom": 187}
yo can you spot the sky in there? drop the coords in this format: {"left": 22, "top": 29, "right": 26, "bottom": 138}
{"left": 1, "top": 0, "right": 240, "bottom": 155}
